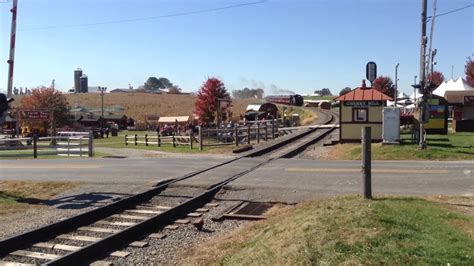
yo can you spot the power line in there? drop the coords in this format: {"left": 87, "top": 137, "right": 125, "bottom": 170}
{"left": 427, "top": 3, "right": 474, "bottom": 20}
{"left": 19, "top": 0, "right": 267, "bottom": 31}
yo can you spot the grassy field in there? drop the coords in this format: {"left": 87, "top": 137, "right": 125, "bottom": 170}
{"left": 327, "top": 132, "right": 474, "bottom": 160}
{"left": 276, "top": 104, "right": 318, "bottom": 125}
{"left": 13, "top": 94, "right": 259, "bottom": 124}
{"left": 0, "top": 181, "right": 77, "bottom": 215}
{"left": 303, "top": 95, "right": 335, "bottom": 101}
{"left": 181, "top": 196, "right": 474, "bottom": 265}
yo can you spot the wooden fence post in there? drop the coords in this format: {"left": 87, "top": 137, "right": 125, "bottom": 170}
{"left": 362, "top": 126, "right": 372, "bottom": 199}
{"left": 247, "top": 125, "right": 251, "bottom": 145}
{"left": 125, "top": 134, "right": 128, "bottom": 145}
{"left": 235, "top": 127, "right": 239, "bottom": 147}
{"left": 264, "top": 123, "right": 268, "bottom": 141}
{"left": 257, "top": 124, "right": 260, "bottom": 143}
{"left": 271, "top": 119, "right": 275, "bottom": 139}
{"left": 145, "top": 134, "right": 148, "bottom": 146}
{"left": 134, "top": 134, "right": 138, "bottom": 146}
{"left": 88, "top": 131, "right": 94, "bottom": 157}
{"left": 199, "top": 126, "right": 203, "bottom": 151}
{"left": 172, "top": 134, "right": 176, "bottom": 147}
{"left": 190, "top": 133, "right": 193, "bottom": 150}
{"left": 158, "top": 134, "right": 161, "bottom": 147}
{"left": 33, "top": 135, "right": 37, "bottom": 159}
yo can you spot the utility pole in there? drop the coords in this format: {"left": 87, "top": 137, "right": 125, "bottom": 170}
{"left": 6, "top": 0, "right": 18, "bottom": 98}
{"left": 451, "top": 65, "right": 454, "bottom": 80}
{"left": 395, "top": 63, "right": 399, "bottom": 106}
{"left": 99, "top": 86, "right": 107, "bottom": 129}
{"left": 414, "top": 75, "right": 418, "bottom": 107}
{"left": 418, "top": 0, "right": 428, "bottom": 150}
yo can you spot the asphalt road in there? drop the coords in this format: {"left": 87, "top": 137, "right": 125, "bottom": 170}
{"left": 0, "top": 156, "right": 472, "bottom": 202}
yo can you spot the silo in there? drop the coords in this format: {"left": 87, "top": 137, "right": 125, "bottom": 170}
{"left": 74, "top": 68, "right": 82, "bottom": 93}
{"left": 79, "top": 75, "right": 88, "bottom": 93}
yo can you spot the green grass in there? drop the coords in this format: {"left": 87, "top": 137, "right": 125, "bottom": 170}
{"left": 182, "top": 197, "right": 474, "bottom": 265}
{"left": 303, "top": 95, "right": 335, "bottom": 101}
{"left": 94, "top": 130, "right": 236, "bottom": 153}
{"left": 337, "top": 132, "right": 474, "bottom": 160}
{"left": 0, "top": 149, "right": 110, "bottom": 159}
{"left": 0, "top": 191, "right": 19, "bottom": 205}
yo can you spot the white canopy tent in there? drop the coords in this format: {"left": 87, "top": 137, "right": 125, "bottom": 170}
{"left": 433, "top": 78, "right": 474, "bottom": 103}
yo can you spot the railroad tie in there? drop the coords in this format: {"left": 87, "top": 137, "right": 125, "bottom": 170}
{"left": 111, "top": 214, "right": 149, "bottom": 220}
{"left": 129, "top": 241, "right": 148, "bottom": 248}
{"left": 57, "top": 234, "right": 101, "bottom": 242}
{"left": 78, "top": 226, "right": 121, "bottom": 234}
{"left": 96, "top": 221, "right": 137, "bottom": 227}
{"left": 164, "top": 225, "right": 179, "bottom": 230}
{"left": 0, "top": 261, "right": 35, "bottom": 266}
{"left": 149, "top": 233, "right": 167, "bottom": 239}
{"left": 10, "top": 250, "right": 60, "bottom": 261}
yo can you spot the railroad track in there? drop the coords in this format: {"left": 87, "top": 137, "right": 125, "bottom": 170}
{"left": 0, "top": 109, "right": 338, "bottom": 265}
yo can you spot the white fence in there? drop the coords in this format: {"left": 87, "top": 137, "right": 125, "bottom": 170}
{"left": 0, "top": 132, "right": 93, "bottom": 158}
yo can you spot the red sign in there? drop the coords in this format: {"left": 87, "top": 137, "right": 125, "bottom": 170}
{"left": 464, "top": 96, "right": 474, "bottom": 105}
{"left": 19, "top": 110, "right": 51, "bottom": 120}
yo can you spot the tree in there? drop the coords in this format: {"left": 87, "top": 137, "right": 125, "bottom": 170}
{"left": 465, "top": 57, "right": 474, "bottom": 87}
{"left": 144, "top": 77, "right": 161, "bottom": 90}
{"left": 195, "top": 77, "right": 231, "bottom": 123}
{"left": 339, "top": 87, "right": 352, "bottom": 96}
{"left": 427, "top": 71, "right": 445, "bottom": 88}
{"left": 372, "top": 76, "right": 395, "bottom": 98}
{"left": 158, "top": 77, "right": 173, "bottom": 89}
{"left": 320, "top": 88, "right": 332, "bottom": 96}
{"left": 19, "top": 87, "right": 70, "bottom": 129}
{"left": 144, "top": 77, "right": 174, "bottom": 90}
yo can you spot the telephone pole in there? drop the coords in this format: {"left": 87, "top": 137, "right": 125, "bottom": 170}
{"left": 395, "top": 63, "right": 399, "bottom": 106}
{"left": 418, "top": 0, "right": 428, "bottom": 150}
{"left": 7, "top": 0, "right": 18, "bottom": 98}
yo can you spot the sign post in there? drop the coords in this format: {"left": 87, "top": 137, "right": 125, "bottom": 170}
{"left": 362, "top": 126, "right": 372, "bottom": 199}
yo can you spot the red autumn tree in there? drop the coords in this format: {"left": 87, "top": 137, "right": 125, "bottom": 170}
{"left": 20, "top": 87, "right": 70, "bottom": 129}
{"left": 465, "top": 57, "right": 474, "bottom": 87}
{"left": 427, "top": 71, "right": 445, "bottom": 88}
{"left": 372, "top": 76, "right": 395, "bottom": 98}
{"left": 195, "top": 77, "right": 231, "bottom": 123}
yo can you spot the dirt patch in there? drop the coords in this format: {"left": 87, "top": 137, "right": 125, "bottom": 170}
{"left": 323, "top": 143, "right": 358, "bottom": 160}
{"left": 0, "top": 180, "right": 79, "bottom": 215}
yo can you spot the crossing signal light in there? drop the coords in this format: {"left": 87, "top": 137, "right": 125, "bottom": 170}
{"left": 0, "top": 93, "right": 14, "bottom": 124}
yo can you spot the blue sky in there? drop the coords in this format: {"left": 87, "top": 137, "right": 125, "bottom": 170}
{"left": 0, "top": 0, "right": 472, "bottom": 95}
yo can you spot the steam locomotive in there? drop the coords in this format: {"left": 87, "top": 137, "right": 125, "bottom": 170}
{"left": 264, "top": 94, "right": 304, "bottom": 107}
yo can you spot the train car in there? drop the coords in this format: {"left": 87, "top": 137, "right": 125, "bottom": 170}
{"left": 265, "top": 94, "right": 304, "bottom": 106}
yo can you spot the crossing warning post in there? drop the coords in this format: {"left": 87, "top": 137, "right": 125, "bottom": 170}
{"left": 362, "top": 126, "right": 372, "bottom": 199}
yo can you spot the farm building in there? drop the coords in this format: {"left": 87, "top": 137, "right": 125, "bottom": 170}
{"left": 334, "top": 82, "right": 392, "bottom": 143}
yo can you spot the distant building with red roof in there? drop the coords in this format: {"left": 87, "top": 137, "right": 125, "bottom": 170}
{"left": 334, "top": 81, "right": 393, "bottom": 142}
